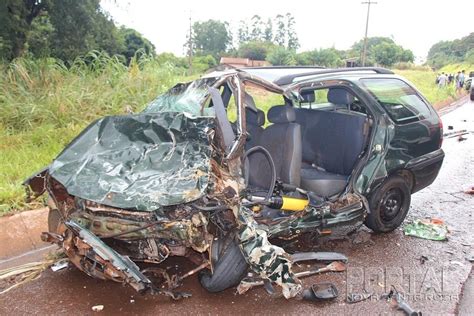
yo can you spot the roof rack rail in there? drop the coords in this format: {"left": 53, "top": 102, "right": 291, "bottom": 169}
{"left": 240, "top": 65, "right": 326, "bottom": 70}
{"left": 274, "top": 67, "right": 394, "bottom": 85}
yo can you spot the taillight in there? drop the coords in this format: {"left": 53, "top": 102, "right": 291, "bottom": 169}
{"left": 439, "top": 119, "right": 443, "bottom": 148}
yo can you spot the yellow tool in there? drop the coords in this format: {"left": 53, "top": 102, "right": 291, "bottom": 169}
{"left": 248, "top": 195, "right": 309, "bottom": 212}
{"left": 275, "top": 196, "right": 309, "bottom": 212}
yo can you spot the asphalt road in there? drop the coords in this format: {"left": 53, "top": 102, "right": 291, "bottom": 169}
{"left": 0, "top": 98, "right": 473, "bottom": 315}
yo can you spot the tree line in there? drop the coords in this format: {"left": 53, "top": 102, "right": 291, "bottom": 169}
{"left": 0, "top": 0, "right": 155, "bottom": 63}
{"left": 188, "top": 14, "right": 415, "bottom": 68}
{"left": 1, "top": 3, "right": 420, "bottom": 69}
{"left": 427, "top": 33, "right": 474, "bottom": 68}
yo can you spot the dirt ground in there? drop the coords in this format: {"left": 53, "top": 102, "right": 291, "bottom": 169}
{"left": 0, "top": 98, "right": 473, "bottom": 315}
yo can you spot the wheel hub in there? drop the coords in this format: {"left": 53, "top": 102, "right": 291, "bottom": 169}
{"left": 380, "top": 188, "right": 403, "bottom": 222}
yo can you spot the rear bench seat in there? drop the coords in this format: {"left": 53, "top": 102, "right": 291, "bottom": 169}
{"left": 295, "top": 88, "right": 368, "bottom": 197}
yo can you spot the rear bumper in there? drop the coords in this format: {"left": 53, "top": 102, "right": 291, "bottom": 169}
{"left": 406, "top": 149, "right": 445, "bottom": 193}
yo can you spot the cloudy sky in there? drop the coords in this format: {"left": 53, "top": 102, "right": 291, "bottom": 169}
{"left": 102, "top": 0, "right": 473, "bottom": 62}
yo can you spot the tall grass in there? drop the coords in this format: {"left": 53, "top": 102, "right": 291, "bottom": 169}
{"left": 0, "top": 51, "right": 189, "bottom": 214}
{"left": 394, "top": 69, "right": 460, "bottom": 107}
{"left": 0, "top": 51, "right": 189, "bottom": 133}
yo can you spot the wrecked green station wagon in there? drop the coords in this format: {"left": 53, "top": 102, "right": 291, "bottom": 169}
{"left": 25, "top": 67, "right": 445, "bottom": 299}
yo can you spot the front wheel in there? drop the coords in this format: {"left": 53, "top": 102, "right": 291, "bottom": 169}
{"left": 199, "top": 237, "right": 248, "bottom": 293}
{"left": 364, "top": 175, "right": 411, "bottom": 233}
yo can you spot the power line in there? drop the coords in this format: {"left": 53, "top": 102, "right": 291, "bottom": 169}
{"left": 361, "top": 0, "right": 377, "bottom": 67}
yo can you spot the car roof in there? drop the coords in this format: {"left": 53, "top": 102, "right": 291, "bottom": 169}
{"left": 238, "top": 66, "right": 394, "bottom": 86}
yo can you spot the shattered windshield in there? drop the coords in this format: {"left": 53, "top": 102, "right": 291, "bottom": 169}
{"left": 143, "top": 78, "right": 216, "bottom": 116}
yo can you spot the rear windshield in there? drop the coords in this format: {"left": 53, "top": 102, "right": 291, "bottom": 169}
{"left": 361, "top": 78, "right": 431, "bottom": 124}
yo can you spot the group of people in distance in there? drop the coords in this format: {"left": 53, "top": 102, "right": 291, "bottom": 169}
{"left": 436, "top": 70, "right": 466, "bottom": 90}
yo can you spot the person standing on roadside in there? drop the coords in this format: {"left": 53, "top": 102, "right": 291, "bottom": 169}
{"left": 455, "top": 71, "right": 461, "bottom": 89}
{"left": 458, "top": 70, "right": 465, "bottom": 90}
{"left": 438, "top": 72, "right": 447, "bottom": 88}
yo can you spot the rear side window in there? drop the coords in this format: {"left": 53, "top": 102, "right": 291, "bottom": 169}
{"left": 361, "top": 78, "right": 431, "bottom": 124}
{"left": 298, "top": 88, "right": 331, "bottom": 109}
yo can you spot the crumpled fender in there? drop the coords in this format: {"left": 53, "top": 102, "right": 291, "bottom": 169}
{"left": 23, "top": 167, "right": 49, "bottom": 201}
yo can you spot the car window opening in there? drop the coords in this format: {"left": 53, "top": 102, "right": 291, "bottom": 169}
{"left": 235, "top": 83, "right": 372, "bottom": 202}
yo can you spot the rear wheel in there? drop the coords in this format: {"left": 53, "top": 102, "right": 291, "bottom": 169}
{"left": 470, "top": 89, "right": 474, "bottom": 101}
{"left": 365, "top": 175, "right": 411, "bottom": 233}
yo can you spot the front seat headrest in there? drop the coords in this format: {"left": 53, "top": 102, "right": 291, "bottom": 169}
{"left": 300, "top": 90, "right": 315, "bottom": 103}
{"left": 328, "top": 88, "right": 354, "bottom": 105}
{"left": 268, "top": 105, "right": 296, "bottom": 124}
{"left": 246, "top": 108, "right": 265, "bottom": 127}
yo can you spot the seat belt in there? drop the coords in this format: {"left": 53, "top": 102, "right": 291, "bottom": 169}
{"left": 208, "top": 87, "right": 235, "bottom": 153}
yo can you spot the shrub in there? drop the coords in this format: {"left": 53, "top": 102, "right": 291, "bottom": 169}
{"left": 266, "top": 46, "right": 296, "bottom": 66}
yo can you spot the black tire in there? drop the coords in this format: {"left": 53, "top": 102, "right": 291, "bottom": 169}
{"left": 365, "top": 175, "right": 411, "bottom": 233}
{"left": 470, "top": 90, "right": 474, "bottom": 101}
{"left": 199, "top": 238, "right": 249, "bottom": 293}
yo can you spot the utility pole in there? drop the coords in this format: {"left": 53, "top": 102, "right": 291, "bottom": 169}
{"left": 361, "top": 0, "right": 377, "bottom": 67}
{"left": 188, "top": 11, "right": 193, "bottom": 75}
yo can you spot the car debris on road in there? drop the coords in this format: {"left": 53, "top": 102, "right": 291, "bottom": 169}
{"left": 50, "top": 259, "right": 69, "bottom": 272}
{"left": 91, "top": 305, "right": 104, "bottom": 312}
{"left": 404, "top": 218, "right": 448, "bottom": 241}
{"left": 237, "top": 260, "right": 346, "bottom": 294}
{"left": 302, "top": 282, "right": 338, "bottom": 302}
{"left": 384, "top": 286, "right": 422, "bottom": 316}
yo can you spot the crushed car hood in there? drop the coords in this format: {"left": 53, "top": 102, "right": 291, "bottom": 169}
{"left": 47, "top": 111, "right": 215, "bottom": 211}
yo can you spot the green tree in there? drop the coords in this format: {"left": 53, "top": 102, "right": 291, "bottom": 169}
{"left": 0, "top": 0, "right": 49, "bottom": 60}
{"left": 263, "top": 18, "right": 273, "bottom": 42}
{"left": 48, "top": 0, "right": 124, "bottom": 62}
{"left": 372, "top": 42, "right": 402, "bottom": 67}
{"left": 0, "top": 0, "right": 155, "bottom": 63}
{"left": 156, "top": 52, "right": 187, "bottom": 68}
{"left": 118, "top": 27, "right": 155, "bottom": 63}
{"left": 465, "top": 49, "right": 474, "bottom": 64}
{"left": 315, "top": 48, "right": 342, "bottom": 67}
{"left": 237, "top": 20, "right": 250, "bottom": 45}
{"left": 250, "top": 15, "right": 263, "bottom": 41}
{"left": 27, "top": 14, "right": 54, "bottom": 58}
{"left": 238, "top": 41, "right": 275, "bottom": 60}
{"left": 274, "top": 14, "right": 286, "bottom": 47}
{"left": 295, "top": 51, "right": 313, "bottom": 65}
{"left": 193, "top": 54, "right": 217, "bottom": 72}
{"left": 266, "top": 46, "right": 296, "bottom": 65}
{"left": 286, "top": 13, "right": 299, "bottom": 50}
{"left": 399, "top": 48, "right": 414, "bottom": 63}
{"left": 295, "top": 48, "right": 342, "bottom": 67}
{"left": 349, "top": 36, "right": 416, "bottom": 66}
{"left": 351, "top": 36, "right": 395, "bottom": 54}
{"left": 427, "top": 33, "right": 474, "bottom": 68}
{"left": 192, "top": 19, "right": 231, "bottom": 59}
